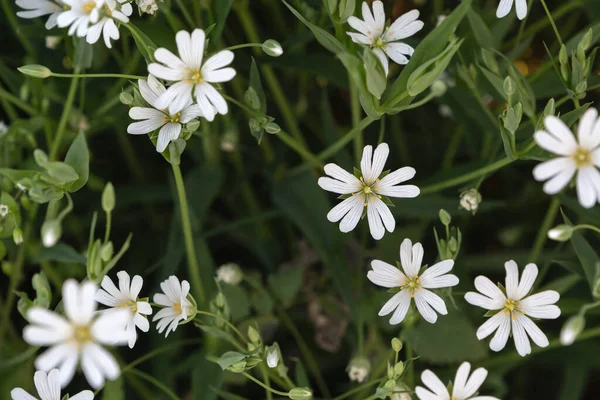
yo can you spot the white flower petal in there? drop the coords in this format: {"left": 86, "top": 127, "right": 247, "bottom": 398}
{"left": 515, "top": 0, "right": 528, "bottom": 19}
{"left": 156, "top": 122, "right": 182, "bottom": 153}
{"left": 360, "top": 145, "right": 374, "bottom": 183}
{"left": 451, "top": 362, "right": 471, "bottom": 399}
{"left": 372, "top": 48, "right": 389, "bottom": 76}
{"left": 414, "top": 290, "right": 439, "bottom": 323}
{"left": 577, "top": 108, "right": 599, "bottom": 149}
{"left": 10, "top": 388, "right": 37, "bottom": 400}
{"left": 514, "top": 263, "right": 537, "bottom": 300}
{"left": 69, "top": 391, "right": 94, "bottom": 400}
{"left": 496, "top": 0, "right": 513, "bottom": 18}
{"left": 346, "top": 32, "right": 372, "bottom": 45}
{"left": 520, "top": 315, "right": 550, "bottom": 347}
{"left": 520, "top": 290, "right": 560, "bottom": 308}
{"left": 366, "top": 198, "right": 386, "bottom": 240}
{"left": 461, "top": 367, "right": 488, "bottom": 399}
{"left": 324, "top": 163, "right": 363, "bottom": 186}
{"left": 339, "top": 197, "right": 364, "bottom": 233}
{"left": 365, "top": 142, "right": 389, "bottom": 183}
{"left": 385, "top": 10, "right": 423, "bottom": 41}
{"left": 196, "top": 82, "right": 228, "bottom": 115}
{"left": 137, "top": 302, "right": 152, "bottom": 315}
{"left": 475, "top": 312, "right": 503, "bottom": 340}
{"left": 378, "top": 290, "right": 404, "bottom": 317}
{"left": 417, "top": 288, "right": 447, "bottom": 317}
{"left": 421, "top": 369, "right": 449, "bottom": 397}
{"left": 419, "top": 259, "right": 454, "bottom": 281}
{"left": 504, "top": 260, "right": 520, "bottom": 299}
{"left": 327, "top": 194, "right": 361, "bottom": 223}
{"left": 139, "top": 75, "right": 166, "bottom": 108}
{"left": 347, "top": 16, "right": 371, "bottom": 37}
{"left": 378, "top": 167, "right": 416, "bottom": 187}
{"left": 389, "top": 291, "right": 412, "bottom": 325}
{"left": 368, "top": 260, "right": 405, "bottom": 288}
{"left": 542, "top": 163, "right": 576, "bottom": 194}
{"left": 134, "top": 312, "right": 150, "bottom": 332}
{"left": 577, "top": 167, "right": 600, "bottom": 209}
{"left": 511, "top": 316, "right": 531, "bottom": 356}
{"left": 489, "top": 312, "right": 511, "bottom": 352}
{"left": 154, "top": 47, "right": 187, "bottom": 71}
{"left": 127, "top": 118, "right": 165, "bottom": 135}
{"left": 543, "top": 116, "right": 579, "bottom": 152}
{"left": 532, "top": 157, "right": 574, "bottom": 181}
{"left": 148, "top": 63, "right": 185, "bottom": 82}
{"left": 465, "top": 292, "right": 504, "bottom": 310}
{"left": 414, "top": 387, "right": 440, "bottom": 400}
{"left": 318, "top": 177, "right": 360, "bottom": 194}
{"left": 383, "top": 42, "right": 414, "bottom": 65}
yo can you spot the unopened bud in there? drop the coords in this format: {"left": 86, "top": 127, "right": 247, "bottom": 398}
{"left": 119, "top": 92, "right": 133, "bottom": 105}
{"left": 216, "top": 263, "right": 243, "bottom": 285}
{"left": 266, "top": 347, "right": 279, "bottom": 368}
{"left": 248, "top": 326, "right": 261, "bottom": 344}
{"left": 102, "top": 182, "right": 116, "bottom": 213}
{"left": 41, "top": 219, "right": 62, "bottom": 248}
{"left": 439, "top": 209, "right": 451, "bottom": 226}
{"left": 0, "top": 204, "right": 8, "bottom": 218}
{"left": 13, "top": 228, "right": 23, "bottom": 245}
{"left": 391, "top": 338, "right": 403, "bottom": 352}
{"left": 288, "top": 388, "right": 312, "bottom": 400}
{"left": 547, "top": 224, "right": 573, "bottom": 242}
{"left": 346, "top": 356, "right": 370, "bottom": 383}
{"left": 560, "top": 315, "right": 585, "bottom": 346}
{"left": 18, "top": 64, "right": 52, "bottom": 79}
{"left": 265, "top": 122, "right": 281, "bottom": 134}
{"left": 460, "top": 189, "right": 482, "bottom": 215}
{"left": 430, "top": 80, "right": 447, "bottom": 97}
{"left": 393, "top": 361, "right": 404, "bottom": 377}
{"left": 262, "top": 39, "right": 283, "bottom": 57}
{"left": 503, "top": 76, "right": 515, "bottom": 96}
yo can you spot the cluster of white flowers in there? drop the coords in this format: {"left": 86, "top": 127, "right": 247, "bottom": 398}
{"left": 17, "top": 0, "right": 132, "bottom": 48}
{"left": 416, "top": 362, "right": 499, "bottom": 400}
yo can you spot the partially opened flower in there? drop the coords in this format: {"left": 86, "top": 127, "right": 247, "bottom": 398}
{"left": 23, "top": 280, "right": 130, "bottom": 388}
{"left": 346, "top": 1, "right": 424, "bottom": 75}
{"left": 318, "top": 143, "right": 420, "bottom": 240}
{"left": 415, "top": 362, "right": 499, "bottom": 400}
{"left": 57, "top": 0, "right": 103, "bottom": 38}
{"left": 368, "top": 238, "right": 458, "bottom": 324}
{"left": 153, "top": 276, "right": 196, "bottom": 337}
{"left": 465, "top": 260, "right": 561, "bottom": 357}
{"left": 533, "top": 108, "right": 600, "bottom": 208}
{"left": 127, "top": 75, "right": 203, "bottom": 152}
{"left": 95, "top": 271, "right": 153, "bottom": 348}
{"left": 11, "top": 369, "right": 94, "bottom": 400}
{"left": 496, "top": 0, "right": 528, "bottom": 20}
{"left": 148, "top": 29, "right": 236, "bottom": 120}
{"left": 85, "top": 0, "right": 132, "bottom": 48}
{"left": 16, "top": 0, "right": 62, "bottom": 29}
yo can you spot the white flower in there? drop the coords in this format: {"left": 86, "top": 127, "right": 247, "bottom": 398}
{"left": 367, "top": 238, "right": 459, "bottom": 324}
{"left": 85, "top": 0, "right": 132, "bottom": 48}
{"left": 346, "top": 356, "right": 370, "bottom": 383}
{"left": 57, "top": 0, "right": 103, "bottom": 38}
{"left": 318, "top": 143, "right": 419, "bottom": 240}
{"left": 415, "top": 362, "right": 499, "bottom": 400}
{"left": 0, "top": 204, "right": 8, "bottom": 217}
{"left": 266, "top": 348, "right": 279, "bottom": 368}
{"left": 11, "top": 369, "right": 94, "bottom": 400}
{"left": 533, "top": 109, "right": 600, "bottom": 209}
{"left": 465, "top": 260, "right": 561, "bottom": 357}
{"left": 127, "top": 75, "right": 203, "bottom": 152}
{"left": 346, "top": 1, "right": 423, "bottom": 75}
{"left": 148, "top": 29, "right": 237, "bottom": 120}
{"left": 95, "top": 271, "right": 153, "bottom": 349}
{"left": 16, "top": 0, "right": 62, "bottom": 29}
{"left": 215, "top": 263, "right": 243, "bottom": 285}
{"left": 460, "top": 189, "right": 482, "bottom": 214}
{"left": 152, "top": 275, "right": 195, "bottom": 337}
{"left": 23, "top": 280, "right": 130, "bottom": 388}
{"left": 138, "top": 0, "right": 157, "bottom": 14}
{"left": 496, "top": 0, "right": 528, "bottom": 20}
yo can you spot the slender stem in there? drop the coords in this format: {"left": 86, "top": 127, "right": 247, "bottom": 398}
{"left": 350, "top": 81, "right": 363, "bottom": 162}
{"left": 194, "top": 311, "right": 246, "bottom": 342}
{"left": 276, "top": 130, "right": 324, "bottom": 168}
{"left": 515, "top": 0, "right": 534, "bottom": 50}
{"left": 49, "top": 68, "right": 80, "bottom": 160}
{"left": 171, "top": 163, "right": 205, "bottom": 305}
{"left": 225, "top": 43, "right": 264, "bottom": 51}
{"left": 242, "top": 372, "right": 290, "bottom": 397}
{"left": 572, "top": 224, "right": 600, "bottom": 235}
{"left": 529, "top": 197, "right": 560, "bottom": 263}
{"left": 125, "top": 369, "right": 181, "bottom": 400}
{"left": 120, "top": 338, "right": 203, "bottom": 375}
{"left": 260, "top": 364, "right": 274, "bottom": 400}
{"left": 331, "top": 379, "right": 383, "bottom": 400}
{"left": 317, "top": 117, "right": 375, "bottom": 161}
{"left": 539, "top": 0, "right": 564, "bottom": 46}
{"left": 50, "top": 72, "right": 146, "bottom": 80}
{"left": 420, "top": 158, "right": 513, "bottom": 195}
{"left": 0, "top": 87, "right": 37, "bottom": 115}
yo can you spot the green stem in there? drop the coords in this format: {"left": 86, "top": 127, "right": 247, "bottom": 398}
{"left": 529, "top": 197, "right": 560, "bottom": 263}
{"left": 50, "top": 72, "right": 146, "bottom": 80}
{"left": 350, "top": 81, "right": 363, "bottom": 162}
{"left": 194, "top": 311, "right": 246, "bottom": 342}
{"left": 539, "top": 0, "right": 564, "bottom": 46}
{"left": 0, "top": 87, "right": 37, "bottom": 115}
{"left": 420, "top": 158, "right": 513, "bottom": 195}
{"left": 260, "top": 364, "right": 274, "bottom": 400}
{"left": 1, "top": 0, "right": 35, "bottom": 54}
{"left": 125, "top": 369, "right": 181, "bottom": 400}
{"left": 121, "top": 338, "right": 203, "bottom": 375}
{"left": 242, "top": 372, "right": 289, "bottom": 397}
{"left": 572, "top": 224, "right": 600, "bottom": 235}
{"left": 225, "top": 43, "right": 264, "bottom": 51}
{"left": 276, "top": 130, "right": 324, "bottom": 168}
{"left": 332, "top": 379, "right": 383, "bottom": 400}
{"left": 171, "top": 163, "right": 205, "bottom": 305}
{"left": 49, "top": 68, "right": 80, "bottom": 161}
{"left": 174, "top": 0, "right": 195, "bottom": 29}
{"left": 316, "top": 117, "right": 375, "bottom": 162}
{"left": 514, "top": 0, "right": 534, "bottom": 49}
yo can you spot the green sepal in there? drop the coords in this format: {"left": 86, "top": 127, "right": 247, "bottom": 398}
{"left": 353, "top": 167, "right": 363, "bottom": 179}
{"left": 387, "top": 287, "right": 401, "bottom": 293}
{"left": 484, "top": 310, "right": 498, "bottom": 317}
{"left": 381, "top": 196, "right": 395, "bottom": 207}
{"left": 378, "top": 169, "right": 391, "bottom": 179}
{"left": 337, "top": 193, "right": 352, "bottom": 200}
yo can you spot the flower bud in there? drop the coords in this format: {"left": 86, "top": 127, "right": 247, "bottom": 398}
{"left": 13, "top": 228, "right": 23, "bottom": 245}
{"left": 216, "top": 263, "right": 243, "bottom": 285}
{"left": 45, "top": 36, "right": 60, "bottom": 49}
{"left": 393, "top": 361, "right": 404, "bottom": 377}
{"left": 266, "top": 347, "right": 279, "bottom": 368}
{"left": 262, "top": 39, "right": 283, "bottom": 57}
{"left": 547, "top": 224, "right": 573, "bottom": 242}
{"left": 346, "top": 356, "right": 370, "bottom": 383}
{"left": 391, "top": 338, "right": 403, "bottom": 352}
{"left": 248, "top": 326, "right": 261, "bottom": 344}
{"left": 119, "top": 92, "right": 133, "bottom": 105}
{"left": 503, "top": 76, "right": 515, "bottom": 96}
{"left": 18, "top": 64, "right": 52, "bottom": 79}
{"left": 560, "top": 315, "right": 585, "bottom": 346}
{"left": 138, "top": 0, "right": 158, "bottom": 14}
{"left": 439, "top": 209, "right": 451, "bottom": 226}
{"left": 0, "top": 204, "right": 8, "bottom": 218}
{"left": 41, "top": 219, "right": 62, "bottom": 248}
{"left": 459, "top": 189, "right": 482, "bottom": 215}
{"left": 430, "top": 80, "right": 447, "bottom": 97}
{"left": 288, "top": 388, "right": 312, "bottom": 400}
{"left": 102, "top": 182, "right": 116, "bottom": 214}
{"left": 265, "top": 122, "right": 281, "bottom": 134}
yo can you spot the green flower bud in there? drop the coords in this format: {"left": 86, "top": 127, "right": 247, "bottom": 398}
{"left": 547, "top": 224, "right": 573, "bottom": 242}
{"left": 228, "top": 360, "right": 247, "bottom": 373}
{"left": 100, "top": 242, "right": 114, "bottom": 262}
{"left": 393, "top": 361, "right": 404, "bottom": 377}
{"left": 262, "top": 39, "right": 283, "bottom": 57}
{"left": 503, "top": 76, "right": 515, "bottom": 96}
{"left": 41, "top": 219, "right": 62, "bottom": 248}
{"left": 558, "top": 45, "right": 568, "bottom": 66}
{"left": 102, "top": 182, "right": 116, "bottom": 214}
{"left": 439, "top": 209, "right": 451, "bottom": 226}
{"left": 119, "top": 92, "right": 133, "bottom": 105}
{"left": 13, "top": 227, "right": 23, "bottom": 245}
{"left": 248, "top": 326, "right": 261, "bottom": 344}
{"left": 18, "top": 64, "right": 52, "bottom": 79}
{"left": 265, "top": 122, "right": 281, "bottom": 134}
{"left": 288, "top": 387, "right": 312, "bottom": 400}
{"left": 2, "top": 261, "right": 13, "bottom": 276}
{"left": 430, "top": 80, "right": 447, "bottom": 97}
{"left": 391, "top": 337, "right": 403, "bottom": 352}
{"left": 185, "top": 119, "right": 200, "bottom": 133}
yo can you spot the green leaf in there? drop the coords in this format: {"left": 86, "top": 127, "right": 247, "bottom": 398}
{"left": 363, "top": 48, "right": 387, "bottom": 100}
{"left": 560, "top": 103, "right": 591, "bottom": 128}
{"left": 383, "top": 0, "right": 472, "bottom": 108}
{"left": 36, "top": 243, "right": 87, "bottom": 265}
{"left": 43, "top": 162, "right": 79, "bottom": 185}
{"left": 404, "top": 310, "right": 487, "bottom": 364}
{"left": 563, "top": 212, "right": 600, "bottom": 297}
{"left": 127, "top": 23, "right": 158, "bottom": 63}
{"left": 268, "top": 266, "right": 303, "bottom": 302}
{"left": 212, "top": 0, "right": 233, "bottom": 42}
{"left": 221, "top": 284, "right": 250, "bottom": 321}
{"left": 0, "top": 169, "right": 39, "bottom": 184}
{"left": 466, "top": 9, "right": 495, "bottom": 49}
{"left": 282, "top": 0, "right": 345, "bottom": 54}
{"left": 64, "top": 132, "right": 89, "bottom": 192}
{"left": 251, "top": 289, "right": 274, "bottom": 314}
{"left": 101, "top": 376, "right": 124, "bottom": 400}
{"left": 73, "top": 37, "right": 93, "bottom": 69}
{"left": 338, "top": 53, "right": 381, "bottom": 119}
{"left": 216, "top": 351, "right": 246, "bottom": 370}
{"left": 249, "top": 58, "right": 267, "bottom": 114}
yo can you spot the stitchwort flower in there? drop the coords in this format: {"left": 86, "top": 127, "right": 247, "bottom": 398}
{"left": 415, "top": 362, "right": 499, "bottom": 400}
{"left": 11, "top": 369, "right": 94, "bottom": 400}
{"left": 16, "top": 0, "right": 62, "bottom": 29}
{"left": 153, "top": 275, "right": 196, "bottom": 337}
{"left": 496, "top": 0, "right": 528, "bottom": 20}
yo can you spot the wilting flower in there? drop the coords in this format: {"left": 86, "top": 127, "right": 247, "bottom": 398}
{"left": 346, "top": 356, "right": 370, "bottom": 383}
{"left": 137, "top": 0, "right": 157, "bottom": 14}
{"left": 533, "top": 108, "right": 600, "bottom": 208}
{"left": 11, "top": 369, "right": 94, "bottom": 400}
{"left": 0, "top": 204, "right": 8, "bottom": 217}
{"left": 153, "top": 276, "right": 196, "bottom": 337}
{"left": 460, "top": 189, "right": 482, "bottom": 215}
{"left": 465, "top": 260, "right": 561, "bottom": 357}
{"left": 16, "top": 0, "right": 62, "bottom": 29}
{"left": 368, "top": 238, "right": 459, "bottom": 324}
{"left": 127, "top": 75, "right": 203, "bottom": 152}
{"left": 148, "top": 29, "right": 236, "bottom": 120}
{"left": 215, "top": 263, "right": 243, "bottom": 285}
{"left": 23, "top": 280, "right": 130, "bottom": 388}
{"left": 318, "top": 143, "right": 420, "bottom": 240}
{"left": 415, "top": 362, "right": 499, "bottom": 400}
{"left": 85, "top": 0, "right": 132, "bottom": 48}
{"left": 95, "top": 271, "right": 153, "bottom": 348}
{"left": 496, "top": 0, "right": 528, "bottom": 20}
{"left": 346, "top": 1, "right": 423, "bottom": 75}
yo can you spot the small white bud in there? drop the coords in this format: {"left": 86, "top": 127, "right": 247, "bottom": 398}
{"left": 262, "top": 39, "right": 283, "bottom": 57}
{"left": 436, "top": 15, "right": 447, "bottom": 27}
{"left": 216, "top": 263, "right": 243, "bottom": 285}
{"left": 266, "top": 347, "right": 279, "bottom": 368}
{"left": 41, "top": 219, "right": 62, "bottom": 248}
{"left": 346, "top": 356, "right": 370, "bottom": 383}
{"left": 430, "top": 80, "right": 447, "bottom": 97}
{"left": 138, "top": 0, "right": 158, "bottom": 14}
{"left": 13, "top": 228, "right": 23, "bottom": 245}
{"left": 288, "top": 388, "right": 312, "bottom": 400}
{"left": 560, "top": 315, "right": 585, "bottom": 346}
{"left": 0, "top": 121, "right": 8, "bottom": 136}
{"left": 547, "top": 224, "right": 573, "bottom": 242}
{"left": 45, "top": 36, "right": 60, "bottom": 49}
{"left": 460, "top": 189, "right": 482, "bottom": 215}
{"left": 0, "top": 204, "right": 8, "bottom": 218}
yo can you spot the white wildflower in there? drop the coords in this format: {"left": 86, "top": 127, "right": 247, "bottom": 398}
{"left": 85, "top": 0, "right": 132, "bottom": 48}
{"left": 266, "top": 348, "right": 279, "bottom": 368}
{"left": 415, "top": 362, "right": 499, "bottom": 400}
{"left": 0, "top": 204, "right": 8, "bottom": 217}
{"left": 465, "top": 260, "right": 561, "bottom": 357}
{"left": 11, "top": 369, "right": 94, "bottom": 400}
{"left": 346, "top": 356, "right": 370, "bottom": 383}
{"left": 57, "top": 0, "right": 103, "bottom": 38}
{"left": 318, "top": 143, "right": 420, "bottom": 240}
{"left": 152, "top": 275, "right": 196, "bottom": 337}
{"left": 496, "top": 0, "right": 528, "bottom": 20}
{"left": 368, "top": 238, "right": 459, "bottom": 324}
{"left": 16, "top": 0, "right": 62, "bottom": 29}
{"left": 459, "top": 189, "right": 482, "bottom": 214}
{"left": 138, "top": 0, "right": 158, "bottom": 14}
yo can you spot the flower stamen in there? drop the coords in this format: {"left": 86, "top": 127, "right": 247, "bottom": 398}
{"left": 402, "top": 275, "right": 421, "bottom": 298}
{"left": 571, "top": 147, "right": 592, "bottom": 168}
{"left": 82, "top": 1, "right": 96, "bottom": 14}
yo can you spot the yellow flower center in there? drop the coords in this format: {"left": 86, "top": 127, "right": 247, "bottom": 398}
{"left": 358, "top": 177, "right": 381, "bottom": 207}
{"left": 503, "top": 299, "right": 522, "bottom": 320}
{"left": 163, "top": 112, "right": 181, "bottom": 124}
{"left": 571, "top": 147, "right": 592, "bottom": 168}
{"left": 103, "top": 3, "right": 112, "bottom": 16}
{"left": 172, "top": 302, "right": 182, "bottom": 315}
{"left": 374, "top": 37, "right": 385, "bottom": 48}
{"left": 116, "top": 300, "right": 138, "bottom": 313}
{"left": 72, "top": 325, "right": 92, "bottom": 343}
{"left": 402, "top": 276, "right": 421, "bottom": 298}
{"left": 184, "top": 67, "right": 203, "bottom": 85}
{"left": 82, "top": 1, "right": 96, "bottom": 14}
